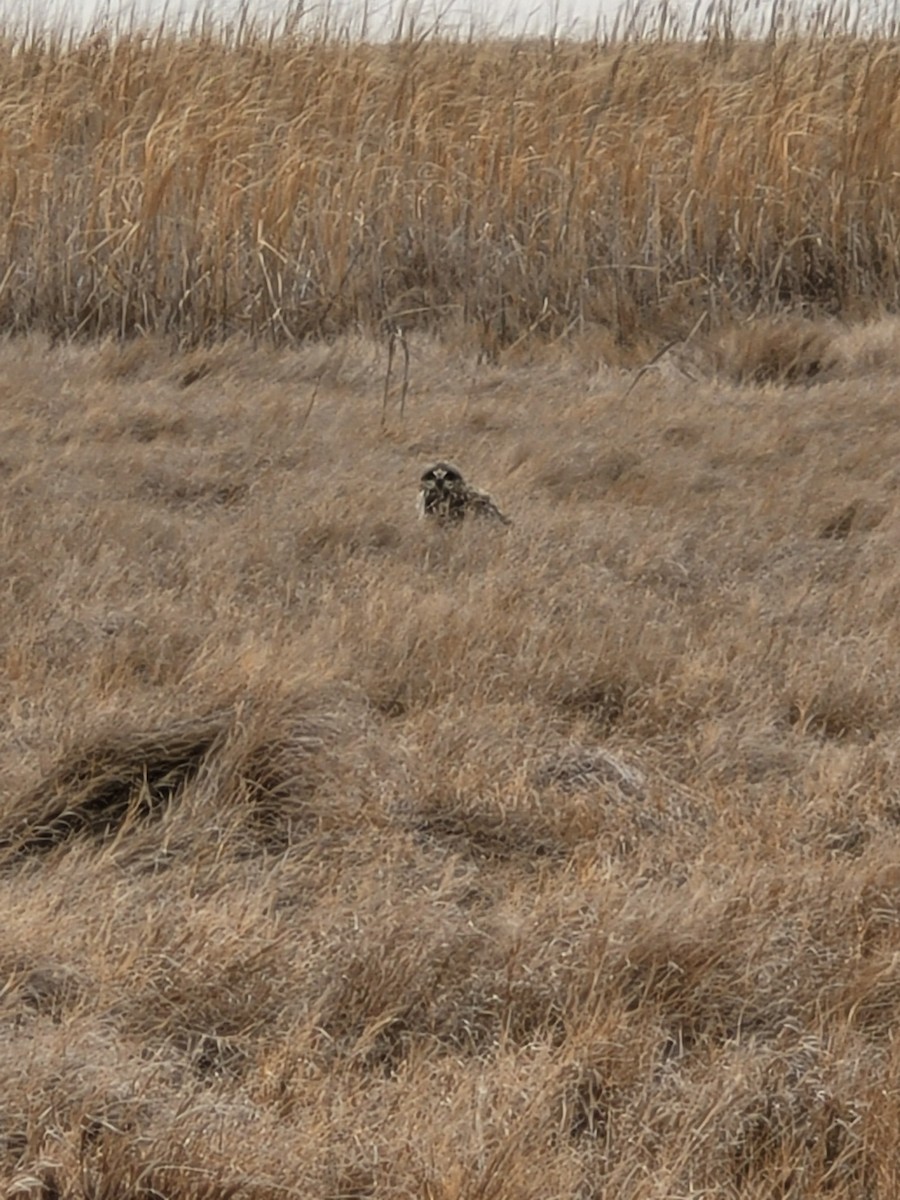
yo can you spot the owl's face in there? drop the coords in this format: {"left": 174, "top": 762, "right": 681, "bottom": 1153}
{"left": 420, "top": 462, "right": 464, "bottom": 496}
{"left": 418, "top": 462, "right": 468, "bottom": 520}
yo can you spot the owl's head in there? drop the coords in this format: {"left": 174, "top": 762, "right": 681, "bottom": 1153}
{"left": 420, "top": 462, "right": 465, "bottom": 495}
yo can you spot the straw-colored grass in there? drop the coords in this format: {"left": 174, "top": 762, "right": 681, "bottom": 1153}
{"left": 2, "top": 313, "right": 900, "bottom": 1197}
{"left": 4, "top": 7, "right": 900, "bottom": 1195}
{"left": 0, "top": 12, "right": 897, "bottom": 349}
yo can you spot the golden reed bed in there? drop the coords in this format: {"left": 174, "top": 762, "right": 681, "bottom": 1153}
{"left": 0, "top": 12, "right": 897, "bottom": 350}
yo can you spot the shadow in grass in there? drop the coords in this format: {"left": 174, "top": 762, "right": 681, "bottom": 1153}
{"left": 413, "top": 808, "right": 564, "bottom": 864}
{"left": 1, "top": 713, "right": 230, "bottom": 859}
{"left": 556, "top": 679, "right": 632, "bottom": 732}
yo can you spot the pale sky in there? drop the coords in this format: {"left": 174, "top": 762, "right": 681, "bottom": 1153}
{"left": 14, "top": 0, "right": 875, "bottom": 40}
{"left": 19, "top": 0, "right": 656, "bottom": 39}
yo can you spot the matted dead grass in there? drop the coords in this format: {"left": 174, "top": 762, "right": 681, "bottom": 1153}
{"left": 2, "top": 317, "right": 900, "bottom": 1196}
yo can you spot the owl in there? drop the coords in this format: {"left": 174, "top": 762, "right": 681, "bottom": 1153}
{"left": 417, "top": 462, "right": 511, "bottom": 525}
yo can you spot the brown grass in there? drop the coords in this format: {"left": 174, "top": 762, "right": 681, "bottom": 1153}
{"left": 1, "top": 314, "right": 900, "bottom": 1196}
{"left": 0, "top": 12, "right": 897, "bottom": 350}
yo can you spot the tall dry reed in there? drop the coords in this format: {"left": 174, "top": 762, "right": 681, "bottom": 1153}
{"left": 0, "top": 4, "right": 897, "bottom": 348}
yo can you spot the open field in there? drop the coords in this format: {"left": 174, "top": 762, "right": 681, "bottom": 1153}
{"left": 0, "top": 17, "right": 897, "bottom": 347}
{"left": 3, "top": 8, "right": 900, "bottom": 1194}
{"left": 2, "top": 317, "right": 900, "bottom": 1197}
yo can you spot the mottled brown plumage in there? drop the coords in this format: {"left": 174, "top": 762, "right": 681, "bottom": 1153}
{"left": 417, "top": 462, "right": 511, "bottom": 526}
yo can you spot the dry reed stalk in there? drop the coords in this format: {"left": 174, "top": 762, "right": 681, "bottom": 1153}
{"left": 0, "top": 13, "right": 893, "bottom": 348}
{"left": 381, "top": 323, "right": 410, "bottom": 426}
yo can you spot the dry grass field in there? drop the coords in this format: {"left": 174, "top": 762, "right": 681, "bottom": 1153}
{"left": 2, "top": 314, "right": 900, "bottom": 1198}
{"left": 3, "top": 8, "right": 900, "bottom": 1198}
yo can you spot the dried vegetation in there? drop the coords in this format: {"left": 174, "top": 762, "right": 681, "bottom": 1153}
{"left": 0, "top": 312, "right": 900, "bottom": 1197}
{"left": 0, "top": 3, "right": 897, "bottom": 350}
{"left": 3, "top": 4, "right": 900, "bottom": 1197}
